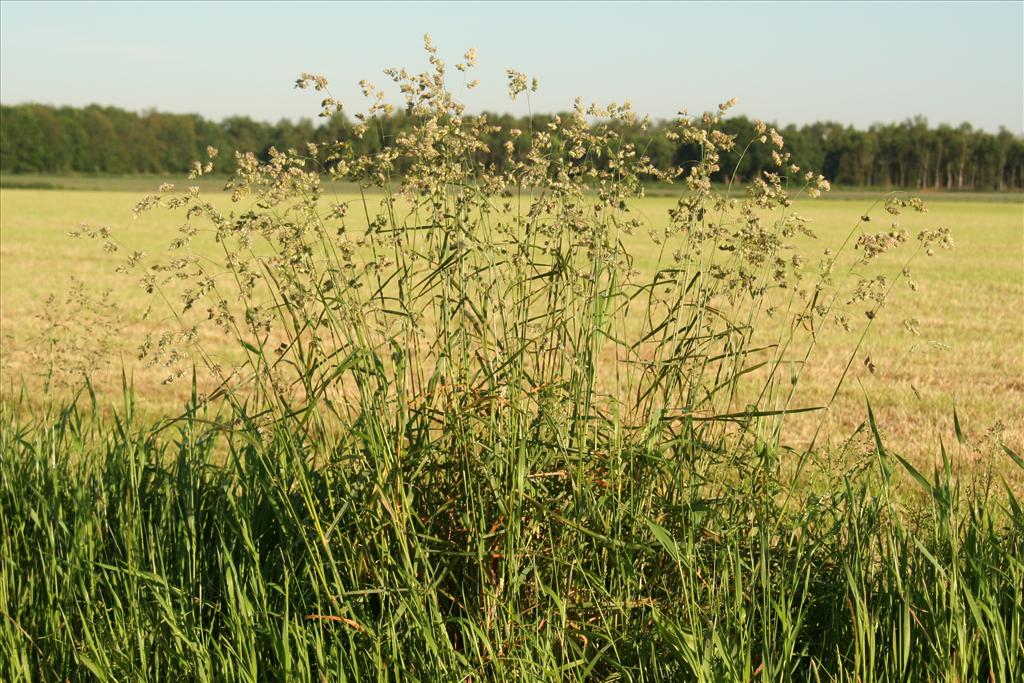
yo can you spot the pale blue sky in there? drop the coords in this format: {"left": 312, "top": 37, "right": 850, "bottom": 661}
{"left": 1, "top": 1, "right": 1021, "bottom": 132}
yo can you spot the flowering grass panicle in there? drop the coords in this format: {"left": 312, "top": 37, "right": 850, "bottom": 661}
{"left": 86, "top": 40, "right": 954, "bottom": 462}
{"left": 7, "top": 41, "right": 1023, "bottom": 683}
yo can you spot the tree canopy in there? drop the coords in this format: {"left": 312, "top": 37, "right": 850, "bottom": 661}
{"left": 2, "top": 103, "right": 1021, "bottom": 190}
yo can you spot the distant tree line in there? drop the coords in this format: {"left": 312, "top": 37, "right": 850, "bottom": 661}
{"left": 2, "top": 103, "right": 1022, "bottom": 190}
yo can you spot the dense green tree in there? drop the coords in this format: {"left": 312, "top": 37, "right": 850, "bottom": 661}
{"left": 1, "top": 103, "right": 1021, "bottom": 189}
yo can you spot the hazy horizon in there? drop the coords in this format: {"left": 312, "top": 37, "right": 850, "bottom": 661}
{"left": 1, "top": 1, "right": 1022, "bottom": 133}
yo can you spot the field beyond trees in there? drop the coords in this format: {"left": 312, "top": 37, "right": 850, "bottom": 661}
{"left": 2, "top": 50, "right": 1023, "bottom": 680}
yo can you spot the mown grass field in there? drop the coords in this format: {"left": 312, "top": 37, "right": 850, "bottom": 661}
{"left": 2, "top": 184, "right": 1021, "bottom": 469}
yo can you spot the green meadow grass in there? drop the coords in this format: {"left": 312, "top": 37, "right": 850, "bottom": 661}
{"left": 2, "top": 345, "right": 1022, "bottom": 680}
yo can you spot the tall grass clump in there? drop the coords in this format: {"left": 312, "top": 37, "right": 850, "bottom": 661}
{"left": 2, "top": 39, "right": 1020, "bottom": 681}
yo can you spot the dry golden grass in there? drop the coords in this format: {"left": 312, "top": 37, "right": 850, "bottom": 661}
{"left": 1, "top": 187, "right": 1021, "bottom": 469}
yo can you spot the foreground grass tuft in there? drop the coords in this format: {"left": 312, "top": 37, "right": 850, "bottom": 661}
{"left": 2, "top": 392, "right": 1021, "bottom": 681}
